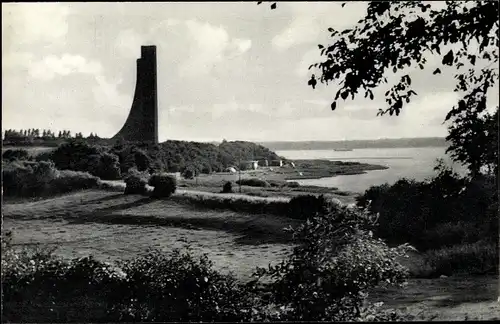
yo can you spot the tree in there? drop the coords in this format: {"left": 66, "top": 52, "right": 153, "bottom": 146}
{"left": 263, "top": 1, "right": 498, "bottom": 176}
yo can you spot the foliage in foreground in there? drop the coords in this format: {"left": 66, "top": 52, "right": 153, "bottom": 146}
{"left": 252, "top": 203, "right": 409, "bottom": 321}
{"left": 1, "top": 203, "right": 408, "bottom": 322}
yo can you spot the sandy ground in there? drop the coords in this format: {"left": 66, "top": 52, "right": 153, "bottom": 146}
{"left": 3, "top": 190, "right": 499, "bottom": 320}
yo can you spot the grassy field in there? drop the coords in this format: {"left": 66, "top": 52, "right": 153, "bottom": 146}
{"left": 3, "top": 189, "right": 498, "bottom": 320}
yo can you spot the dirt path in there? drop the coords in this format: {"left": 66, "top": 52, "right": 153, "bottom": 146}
{"left": 369, "top": 275, "right": 500, "bottom": 321}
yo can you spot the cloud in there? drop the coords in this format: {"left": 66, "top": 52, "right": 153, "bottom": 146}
{"left": 2, "top": 3, "right": 70, "bottom": 48}
{"left": 295, "top": 48, "right": 322, "bottom": 76}
{"left": 272, "top": 2, "right": 367, "bottom": 51}
{"left": 29, "top": 54, "right": 103, "bottom": 81}
{"left": 113, "top": 18, "right": 252, "bottom": 78}
{"left": 179, "top": 20, "right": 252, "bottom": 77}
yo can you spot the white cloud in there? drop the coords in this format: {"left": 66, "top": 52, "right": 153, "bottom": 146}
{"left": 2, "top": 3, "right": 70, "bottom": 48}
{"left": 29, "top": 54, "right": 103, "bottom": 81}
{"left": 272, "top": 2, "right": 367, "bottom": 51}
{"left": 295, "top": 48, "right": 322, "bottom": 76}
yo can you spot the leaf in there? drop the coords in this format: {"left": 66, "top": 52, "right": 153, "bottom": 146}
{"left": 341, "top": 91, "right": 349, "bottom": 100}
{"left": 369, "top": 91, "right": 374, "bottom": 100}
{"left": 308, "top": 75, "right": 317, "bottom": 89}
{"left": 419, "top": 63, "right": 424, "bottom": 70}
{"left": 331, "top": 101, "right": 337, "bottom": 111}
{"left": 270, "top": 2, "right": 276, "bottom": 9}
{"left": 469, "top": 55, "right": 476, "bottom": 65}
{"left": 433, "top": 68, "right": 441, "bottom": 75}
{"left": 257, "top": 1, "right": 262, "bottom": 4}
{"left": 341, "top": 3, "right": 346, "bottom": 8}
{"left": 442, "top": 50, "right": 454, "bottom": 66}
{"left": 318, "top": 44, "right": 324, "bottom": 49}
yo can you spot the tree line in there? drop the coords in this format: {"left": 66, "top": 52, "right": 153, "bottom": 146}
{"left": 3, "top": 129, "right": 100, "bottom": 142}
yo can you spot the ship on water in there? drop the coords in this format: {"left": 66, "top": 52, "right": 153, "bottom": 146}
{"left": 333, "top": 148, "right": 353, "bottom": 152}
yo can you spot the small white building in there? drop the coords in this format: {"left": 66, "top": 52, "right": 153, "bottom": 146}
{"left": 225, "top": 167, "right": 237, "bottom": 173}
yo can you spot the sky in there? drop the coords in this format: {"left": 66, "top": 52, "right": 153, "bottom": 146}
{"left": 2, "top": 2, "right": 498, "bottom": 142}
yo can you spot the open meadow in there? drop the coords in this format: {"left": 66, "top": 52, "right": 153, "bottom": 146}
{"left": 3, "top": 188, "right": 499, "bottom": 321}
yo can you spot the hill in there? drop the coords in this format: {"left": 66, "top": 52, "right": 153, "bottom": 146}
{"left": 3, "top": 139, "right": 281, "bottom": 176}
{"left": 257, "top": 137, "right": 448, "bottom": 151}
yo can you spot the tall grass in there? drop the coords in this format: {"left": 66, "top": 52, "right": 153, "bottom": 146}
{"left": 421, "top": 240, "right": 499, "bottom": 277}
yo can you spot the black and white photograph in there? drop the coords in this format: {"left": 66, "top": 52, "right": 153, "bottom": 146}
{"left": 2, "top": 1, "right": 499, "bottom": 322}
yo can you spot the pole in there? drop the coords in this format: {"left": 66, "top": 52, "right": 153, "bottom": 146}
{"left": 239, "top": 155, "right": 242, "bottom": 193}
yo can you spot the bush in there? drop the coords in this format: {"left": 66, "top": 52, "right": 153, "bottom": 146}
{"left": 51, "top": 140, "right": 104, "bottom": 172}
{"left": 235, "top": 178, "right": 270, "bottom": 187}
{"left": 50, "top": 170, "right": 100, "bottom": 194}
{"left": 134, "top": 149, "right": 151, "bottom": 172}
{"left": 182, "top": 168, "right": 195, "bottom": 179}
{"left": 421, "top": 240, "right": 499, "bottom": 276}
{"left": 88, "top": 152, "right": 121, "bottom": 180}
{"left": 419, "top": 221, "right": 484, "bottom": 251}
{"left": 109, "top": 250, "right": 253, "bottom": 322}
{"left": 148, "top": 173, "right": 177, "bottom": 198}
{"left": 287, "top": 181, "right": 300, "bottom": 188}
{"left": 2, "top": 149, "right": 30, "bottom": 161}
{"left": 124, "top": 168, "right": 149, "bottom": 195}
{"left": 252, "top": 204, "right": 409, "bottom": 321}
{"left": 287, "top": 194, "right": 330, "bottom": 220}
{"left": 1, "top": 237, "right": 254, "bottom": 323}
{"left": 356, "top": 169, "right": 498, "bottom": 251}
{"left": 221, "top": 181, "right": 233, "bottom": 193}
{"left": 2, "top": 160, "right": 58, "bottom": 197}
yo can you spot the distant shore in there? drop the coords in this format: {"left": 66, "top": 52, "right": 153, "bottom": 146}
{"left": 263, "top": 159, "right": 388, "bottom": 181}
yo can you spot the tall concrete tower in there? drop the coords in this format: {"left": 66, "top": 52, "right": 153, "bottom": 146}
{"left": 112, "top": 45, "right": 158, "bottom": 144}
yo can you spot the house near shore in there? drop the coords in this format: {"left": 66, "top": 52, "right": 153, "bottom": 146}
{"left": 269, "top": 159, "right": 283, "bottom": 167}
{"left": 241, "top": 160, "right": 259, "bottom": 170}
{"left": 224, "top": 167, "right": 237, "bottom": 173}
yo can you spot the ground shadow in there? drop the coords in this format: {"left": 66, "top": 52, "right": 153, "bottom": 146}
{"left": 66, "top": 210, "right": 294, "bottom": 245}
{"left": 84, "top": 193, "right": 125, "bottom": 204}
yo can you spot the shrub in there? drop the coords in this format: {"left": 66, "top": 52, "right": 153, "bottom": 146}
{"left": 356, "top": 169, "right": 498, "bottom": 251}
{"left": 235, "top": 178, "right": 270, "bottom": 187}
{"left": 2, "top": 160, "right": 58, "bottom": 197}
{"left": 124, "top": 168, "right": 149, "bottom": 195}
{"left": 182, "top": 168, "right": 195, "bottom": 179}
{"left": 148, "top": 173, "right": 177, "bottom": 198}
{"left": 51, "top": 140, "right": 104, "bottom": 172}
{"left": 34, "top": 151, "right": 54, "bottom": 162}
{"left": 419, "top": 221, "right": 484, "bottom": 251}
{"left": 252, "top": 204, "right": 409, "bottom": 321}
{"left": 88, "top": 152, "right": 121, "bottom": 180}
{"left": 287, "top": 181, "right": 300, "bottom": 188}
{"left": 109, "top": 249, "right": 253, "bottom": 322}
{"left": 2, "top": 238, "right": 254, "bottom": 323}
{"left": 134, "top": 149, "right": 151, "bottom": 172}
{"left": 2, "top": 149, "right": 30, "bottom": 161}
{"left": 50, "top": 170, "right": 100, "bottom": 194}
{"left": 287, "top": 194, "right": 330, "bottom": 220}
{"left": 221, "top": 181, "right": 233, "bottom": 193}
{"left": 421, "top": 240, "right": 499, "bottom": 276}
